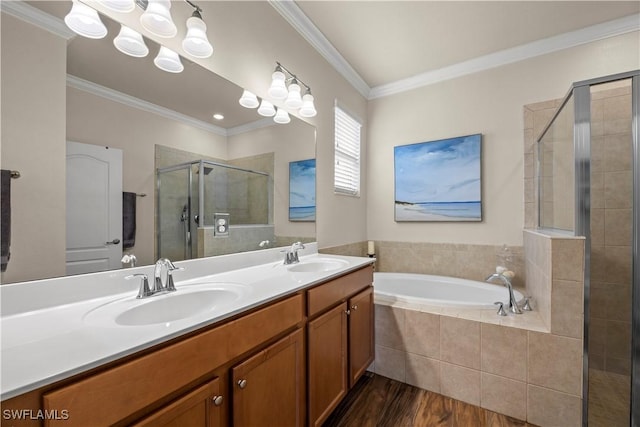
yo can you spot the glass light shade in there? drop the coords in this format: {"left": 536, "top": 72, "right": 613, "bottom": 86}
{"left": 96, "top": 0, "right": 135, "bottom": 13}
{"left": 64, "top": 0, "right": 107, "bottom": 39}
{"left": 113, "top": 25, "right": 149, "bottom": 57}
{"left": 299, "top": 94, "right": 317, "bottom": 118}
{"left": 257, "top": 100, "right": 276, "bottom": 117}
{"left": 182, "top": 16, "right": 213, "bottom": 58}
{"left": 268, "top": 71, "right": 288, "bottom": 100}
{"left": 154, "top": 46, "right": 183, "bottom": 73}
{"left": 238, "top": 90, "right": 259, "bottom": 109}
{"left": 140, "top": 0, "right": 177, "bottom": 38}
{"left": 273, "top": 108, "right": 291, "bottom": 124}
{"left": 284, "top": 82, "right": 303, "bottom": 109}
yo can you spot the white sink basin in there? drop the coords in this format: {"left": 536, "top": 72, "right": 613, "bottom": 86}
{"left": 287, "top": 258, "right": 349, "bottom": 273}
{"left": 83, "top": 282, "right": 249, "bottom": 327}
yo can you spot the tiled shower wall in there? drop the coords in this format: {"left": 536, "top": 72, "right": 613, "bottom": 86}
{"left": 524, "top": 85, "right": 633, "bottom": 376}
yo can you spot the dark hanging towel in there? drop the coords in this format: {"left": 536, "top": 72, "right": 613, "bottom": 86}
{"left": 122, "top": 192, "right": 136, "bottom": 249}
{"left": 1, "top": 170, "right": 11, "bottom": 272}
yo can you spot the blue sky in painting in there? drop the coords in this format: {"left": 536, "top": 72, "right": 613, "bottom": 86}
{"left": 289, "top": 159, "right": 316, "bottom": 207}
{"left": 394, "top": 135, "right": 481, "bottom": 203}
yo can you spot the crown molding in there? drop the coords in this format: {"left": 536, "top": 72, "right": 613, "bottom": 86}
{"left": 67, "top": 75, "right": 228, "bottom": 137}
{"left": 369, "top": 13, "right": 640, "bottom": 99}
{"left": 268, "top": 0, "right": 371, "bottom": 98}
{"left": 1, "top": 0, "right": 76, "bottom": 39}
{"left": 226, "top": 118, "right": 276, "bottom": 137}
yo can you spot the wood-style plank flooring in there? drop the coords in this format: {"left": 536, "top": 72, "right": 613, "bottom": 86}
{"left": 323, "top": 373, "right": 537, "bottom": 427}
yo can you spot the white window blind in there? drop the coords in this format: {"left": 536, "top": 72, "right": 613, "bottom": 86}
{"left": 334, "top": 106, "right": 361, "bottom": 196}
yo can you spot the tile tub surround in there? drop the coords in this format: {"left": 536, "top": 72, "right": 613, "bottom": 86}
{"left": 372, "top": 231, "right": 585, "bottom": 426}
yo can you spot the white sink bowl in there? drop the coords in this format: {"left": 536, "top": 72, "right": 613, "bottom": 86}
{"left": 83, "top": 282, "right": 249, "bottom": 327}
{"left": 287, "top": 258, "right": 349, "bottom": 273}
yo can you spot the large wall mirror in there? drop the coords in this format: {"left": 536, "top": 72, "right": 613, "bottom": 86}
{"left": 1, "top": 1, "right": 316, "bottom": 284}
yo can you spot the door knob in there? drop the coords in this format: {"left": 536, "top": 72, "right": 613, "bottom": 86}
{"left": 106, "top": 238, "right": 120, "bottom": 245}
{"left": 237, "top": 379, "right": 247, "bottom": 389}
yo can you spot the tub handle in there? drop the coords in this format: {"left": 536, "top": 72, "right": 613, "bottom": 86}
{"left": 494, "top": 302, "right": 507, "bottom": 316}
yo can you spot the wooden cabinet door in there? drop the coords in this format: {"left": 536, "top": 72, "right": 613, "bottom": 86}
{"left": 348, "top": 286, "right": 374, "bottom": 387}
{"left": 131, "top": 377, "right": 223, "bottom": 427}
{"left": 307, "top": 303, "right": 348, "bottom": 427}
{"left": 232, "top": 328, "right": 305, "bottom": 427}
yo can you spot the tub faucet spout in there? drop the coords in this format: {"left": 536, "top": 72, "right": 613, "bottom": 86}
{"left": 485, "top": 273, "right": 522, "bottom": 314}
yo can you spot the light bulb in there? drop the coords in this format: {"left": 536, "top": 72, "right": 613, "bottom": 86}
{"left": 257, "top": 100, "right": 276, "bottom": 117}
{"left": 268, "top": 70, "right": 288, "bottom": 100}
{"left": 284, "top": 81, "right": 303, "bottom": 109}
{"left": 273, "top": 108, "right": 291, "bottom": 124}
{"left": 154, "top": 46, "right": 183, "bottom": 73}
{"left": 182, "top": 14, "right": 213, "bottom": 58}
{"left": 113, "top": 25, "right": 148, "bottom": 57}
{"left": 140, "top": 0, "right": 177, "bottom": 38}
{"left": 64, "top": 0, "right": 107, "bottom": 39}
{"left": 96, "top": 0, "right": 135, "bottom": 13}
{"left": 239, "top": 90, "right": 259, "bottom": 109}
{"left": 299, "top": 93, "right": 317, "bottom": 118}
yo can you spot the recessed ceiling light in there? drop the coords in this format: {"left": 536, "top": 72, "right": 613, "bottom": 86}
{"left": 213, "top": 113, "right": 224, "bottom": 120}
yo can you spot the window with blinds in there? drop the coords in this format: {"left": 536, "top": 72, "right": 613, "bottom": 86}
{"left": 334, "top": 106, "right": 361, "bottom": 196}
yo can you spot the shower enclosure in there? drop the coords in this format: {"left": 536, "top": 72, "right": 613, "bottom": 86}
{"left": 536, "top": 70, "right": 639, "bottom": 426}
{"left": 156, "top": 160, "right": 272, "bottom": 261}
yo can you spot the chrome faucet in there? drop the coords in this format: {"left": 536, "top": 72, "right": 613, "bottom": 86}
{"left": 283, "top": 242, "right": 305, "bottom": 265}
{"left": 154, "top": 258, "right": 183, "bottom": 293}
{"left": 485, "top": 273, "right": 522, "bottom": 314}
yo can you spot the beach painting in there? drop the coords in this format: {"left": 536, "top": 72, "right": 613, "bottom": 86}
{"left": 394, "top": 134, "right": 482, "bottom": 222}
{"left": 289, "top": 158, "right": 316, "bottom": 221}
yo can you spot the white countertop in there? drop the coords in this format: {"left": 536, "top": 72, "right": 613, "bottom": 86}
{"left": 0, "top": 247, "right": 374, "bottom": 400}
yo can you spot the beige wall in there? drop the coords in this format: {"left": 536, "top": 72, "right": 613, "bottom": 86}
{"left": 367, "top": 31, "right": 639, "bottom": 248}
{"left": 92, "top": 1, "right": 369, "bottom": 250}
{"left": 228, "top": 119, "right": 316, "bottom": 241}
{"left": 1, "top": 15, "right": 67, "bottom": 283}
{"left": 67, "top": 88, "right": 228, "bottom": 267}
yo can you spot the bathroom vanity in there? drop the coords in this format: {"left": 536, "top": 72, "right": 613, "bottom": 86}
{"left": 0, "top": 250, "right": 374, "bottom": 427}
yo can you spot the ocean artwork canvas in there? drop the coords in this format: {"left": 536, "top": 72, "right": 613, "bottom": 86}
{"left": 289, "top": 158, "right": 316, "bottom": 222}
{"left": 394, "top": 134, "right": 482, "bottom": 222}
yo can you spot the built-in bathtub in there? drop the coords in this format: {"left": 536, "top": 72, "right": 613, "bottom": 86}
{"left": 373, "top": 272, "right": 522, "bottom": 309}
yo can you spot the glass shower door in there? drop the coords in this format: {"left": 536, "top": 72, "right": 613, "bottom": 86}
{"left": 157, "top": 165, "right": 192, "bottom": 261}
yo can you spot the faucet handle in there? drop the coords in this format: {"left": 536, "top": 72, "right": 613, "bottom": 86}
{"left": 164, "top": 264, "right": 183, "bottom": 292}
{"left": 521, "top": 296, "right": 533, "bottom": 311}
{"left": 494, "top": 301, "right": 507, "bottom": 316}
{"left": 126, "top": 274, "right": 152, "bottom": 299}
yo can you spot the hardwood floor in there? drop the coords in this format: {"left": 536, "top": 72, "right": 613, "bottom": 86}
{"left": 323, "top": 373, "right": 537, "bottom": 427}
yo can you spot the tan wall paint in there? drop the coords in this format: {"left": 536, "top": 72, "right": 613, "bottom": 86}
{"left": 1, "top": 15, "right": 67, "bottom": 283}
{"left": 367, "top": 31, "right": 639, "bottom": 247}
{"left": 67, "top": 87, "right": 228, "bottom": 267}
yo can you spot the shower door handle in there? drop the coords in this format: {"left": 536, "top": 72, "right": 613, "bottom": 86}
{"left": 106, "top": 238, "right": 120, "bottom": 245}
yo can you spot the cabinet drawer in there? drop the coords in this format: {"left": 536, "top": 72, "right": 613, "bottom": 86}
{"left": 43, "top": 294, "right": 303, "bottom": 427}
{"left": 307, "top": 266, "right": 373, "bottom": 317}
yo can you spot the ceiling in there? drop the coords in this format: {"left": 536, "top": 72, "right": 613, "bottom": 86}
{"left": 294, "top": 1, "right": 640, "bottom": 93}
{"left": 17, "top": 1, "right": 640, "bottom": 124}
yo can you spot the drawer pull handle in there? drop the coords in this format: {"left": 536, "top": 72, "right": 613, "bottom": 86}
{"left": 237, "top": 379, "right": 247, "bottom": 389}
{"left": 212, "top": 395, "right": 224, "bottom": 406}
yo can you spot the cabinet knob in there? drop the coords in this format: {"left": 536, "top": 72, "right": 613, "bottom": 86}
{"left": 351, "top": 305, "right": 358, "bottom": 310}
{"left": 237, "top": 379, "right": 247, "bottom": 389}
{"left": 345, "top": 309, "right": 351, "bottom": 316}
{"left": 212, "top": 395, "right": 224, "bottom": 406}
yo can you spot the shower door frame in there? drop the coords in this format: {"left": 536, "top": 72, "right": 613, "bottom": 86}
{"left": 537, "top": 69, "right": 639, "bottom": 427}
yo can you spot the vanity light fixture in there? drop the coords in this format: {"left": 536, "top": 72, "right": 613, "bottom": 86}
{"left": 298, "top": 89, "right": 317, "bottom": 118}
{"left": 182, "top": 3, "right": 213, "bottom": 59}
{"left": 154, "top": 46, "right": 184, "bottom": 73}
{"left": 64, "top": 0, "right": 108, "bottom": 39}
{"left": 257, "top": 99, "right": 276, "bottom": 117}
{"left": 113, "top": 25, "right": 149, "bottom": 57}
{"left": 273, "top": 107, "right": 291, "bottom": 124}
{"left": 268, "top": 65, "right": 288, "bottom": 100}
{"left": 239, "top": 90, "right": 259, "bottom": 109}
{"left": 140, "top": 0, "right": 177, "bottom": 38}
{"left": 96, "top": 0, "right": 136, "bottom": 13}
{"left": 284, "top": 78, "right": 303, "bottom": 109}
